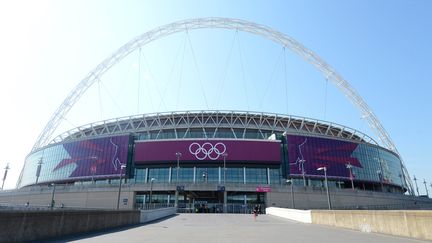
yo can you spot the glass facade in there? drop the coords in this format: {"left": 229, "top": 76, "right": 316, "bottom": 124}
{"left": 138, "top": 128, "right": 276, "bottom": 140}
{"left": 148, "top": 168, "right": 170, "bottom": 183}
{"left": 131, "top": 166, "right": 280, "bottom": 185}
{"left": 245, "top": 168, "right": 267, "bottom": 184}
{"left": 18, "top": 129, "right": 404, "bottom": 193}
{"left": 196, "top": 167, "right": 219, "bottom": 183}
{"left": 172, "top": 167, "right": 194, "bottom": 183}
{"left": 286, "top": 134, "right": 404, "bottom": 187}
{"left": 18, "top": 135, "right": 130, "bottom": 187}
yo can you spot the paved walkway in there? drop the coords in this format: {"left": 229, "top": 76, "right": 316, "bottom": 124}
{"left": 59, "top": 214, "right": 427, "bottom": 243}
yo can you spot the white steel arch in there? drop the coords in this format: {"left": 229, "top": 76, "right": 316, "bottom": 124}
{"left": 31, "top": 17, "right": 413, "bottom": 193}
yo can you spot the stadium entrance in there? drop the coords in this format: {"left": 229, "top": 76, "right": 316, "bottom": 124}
{"left": 178, "top": 191, "right": 266, "bottom": 214}
{"left": 135, "top": 190, "right": 266, "bottom": 214}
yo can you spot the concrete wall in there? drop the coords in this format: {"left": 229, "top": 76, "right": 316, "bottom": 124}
{"left": 1, "top": 184, "right": 432, "bottom": 211}
{"left": 267, "top": 186, "right": 432, "bottom": 209}
{"left": 311, "top": 210, "right": 432, "bottom": 241}
{"left": 0, "top": 210, "right": 140, "bottom": 242}
{"left": 0, "top": 185, "right": 136, "bottom": 210}
{"left": 140, "top": 207, "right": 177, "bottom": 223}
{"left": 267, "top": 207, "right": 432, "bottom": 241}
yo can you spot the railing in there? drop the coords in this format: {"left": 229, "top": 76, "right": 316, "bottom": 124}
{"left": 176, "top": 203, "right": 266, "bottom": 214}
{"left": 134, "top": 202, "right": 265, "bottom": 214}
{"left": 0, "top": 202, "right": 119, "bottom": 211}
{"left": 332, "top": 202, "right": 432, "bottom": 210}
{"left": 136, "top": 203, "right": 175, "bottom": 211}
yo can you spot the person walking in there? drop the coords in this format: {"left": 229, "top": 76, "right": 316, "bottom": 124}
{"left": 253, "top": 204, "right": 259, "bottom": 221}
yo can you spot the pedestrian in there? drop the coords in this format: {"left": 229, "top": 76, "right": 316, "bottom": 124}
{"left": 253, "top": 204, "right": 258, "bottom": 221}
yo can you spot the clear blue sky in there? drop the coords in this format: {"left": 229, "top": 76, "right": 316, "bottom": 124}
{"left": 0, "top": 0, "right": 431, "bottom": 193}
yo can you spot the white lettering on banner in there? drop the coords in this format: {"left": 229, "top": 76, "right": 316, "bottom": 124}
{"left": 189, "top": 142, "right": 226, "bottom": 160}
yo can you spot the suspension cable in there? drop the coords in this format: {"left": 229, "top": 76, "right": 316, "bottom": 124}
{"left": 283, "top": 46, "right": 289, "bottom": 115}
{"left": 158, "top": 34, "right": 186, "bottom": 111}
{"left": 324, "top": 78, "right": 329, "bottom": 120}
{"left": 140, "top": 52, "right": 159, "bottom": 112}
{"left": 137, "top": 47, "right": 141, "bottom": 114}
{"left": 186, "top": 29, "right": 209, "bottom": 110}
{"left": 215, "top": 30, "right": 237, "bottom": 110}
{"left": 259, "top": 48, "right": 284, "bottom": 109}
{"left": 100, "top": 81, "right": 125, "bottom": 116}
{"left": 61, "top": 116, "right": 79, "bottom": 131}
{"left": 176, "top": 34, "right": 187, "bottom": 110}
{"left": 97, "top": 79, "right": 103, "bottom": 120}
{"left": 236, "top": 30, "right": 250, "bottom": 111}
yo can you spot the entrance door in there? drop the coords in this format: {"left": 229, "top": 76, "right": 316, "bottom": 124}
{"left": 178, "top": 191, "right": 224, "bottom": 213}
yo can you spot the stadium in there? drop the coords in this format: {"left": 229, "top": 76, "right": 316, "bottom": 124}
{"left": 16, "top": 110, "right": 408, "bottom": 210}
{"left": 5, "top": 18, "right": 430, "bottom": 211}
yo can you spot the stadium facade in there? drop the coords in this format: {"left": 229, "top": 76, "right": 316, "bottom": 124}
{"left": 17, "top": 111, "right": 407, "bottom": 209}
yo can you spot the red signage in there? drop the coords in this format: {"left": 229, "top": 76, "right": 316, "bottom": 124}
{"left": 256, "top": 186, "right": 271, "bottom": 192}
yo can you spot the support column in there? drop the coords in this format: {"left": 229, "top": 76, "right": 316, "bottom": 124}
{"left": 193, "top": 167, "right": 196, "bottom": 183}
{"left": 267, "top": 167, "right": 271, "bottom": 185}
{"left": 175, "top": 190, "right": 179, "bottom": 209}
{"left": 223, "top": 190, "right": 227, "bottom": 213}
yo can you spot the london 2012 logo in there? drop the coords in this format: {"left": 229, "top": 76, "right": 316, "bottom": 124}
{"left": 189, "top": 142, "right": 226, "bottom": 160}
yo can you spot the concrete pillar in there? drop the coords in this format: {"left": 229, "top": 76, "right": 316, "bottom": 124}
{"left": 267, "top": 167, "right": 271, "bottom": 185}
{"left": 223, "top": 190, "right": 227, "bottom": 213}
{"left": 134, "top": 168, "right": 137, "bottom": 184}
{"left": 193, "top": 167, "right": 196, "bottom": 183}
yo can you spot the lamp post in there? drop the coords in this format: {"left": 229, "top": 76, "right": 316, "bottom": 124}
{"left": 90, "top": 156, "right": 97, "bottom": 184}
{"left": 430, "top": 183, "right": 432, "bottom": 195}
{"left": 317, "top": 167, "right": 331, "bottom": 210}
{"left": 1, "top": 163, "right": 10, "bottom": 190}
{"left": 36, "top": 158, "right": 43, "bottom": 184}
{"left": 299, "top": 159, "right": 306, "bottom": 186}
{"left": 398, "top": 173, "right": 404, "bottom": 192}
{"left": 222, "top": 153, "right": 228, "bottom": 185}
{"left": 413, "top": 176, "right": 420, "bottom": 196}
{"left": 286, "top": 179, "right": 295, "bottom": 209}
{"left": 50, "top": 183, "right": 56, "bottom": 208}
{"left": 400, "top": 164, "right": 406, "bottom": 193}
{"left": 423, "top": 179, "right": 429, "bottom": 198}
{"left": 202, "top": 171, "right": 208, "bottom": 183}
{"left": 221, "top": 153, "right": 228, "bottom": 214}
{"left": 345, "top": 162, "right": 354, "bottom": 190}
{"left": 149, "top": 177, "right": 156, "bottom": 207}
{"left": 377, "top": 170, "right": 384, "bottom": 192}
{"left": 116, "top": 164, "right": 127, "bottom": 210}
{"left": 175, "top": 152, "right": 181, "bottom": 209}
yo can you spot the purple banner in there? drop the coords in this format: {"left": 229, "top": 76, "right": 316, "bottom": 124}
{"left": 134, "top": 139, "right": 281, "bottom": 163}
{"left": 287, "top": 135, "right": 362, "bottom": 178}
{"left": 53, "top": 135, "right": 129, "bottom": 178}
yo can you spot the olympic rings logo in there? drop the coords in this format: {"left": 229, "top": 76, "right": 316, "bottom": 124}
{"left": 189, "top": 142, "right": 227, "bottom": 160}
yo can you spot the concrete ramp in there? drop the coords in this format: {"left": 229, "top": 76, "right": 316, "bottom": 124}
{"left": 62, "top": 214, "right": 425, "bottom": 242}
